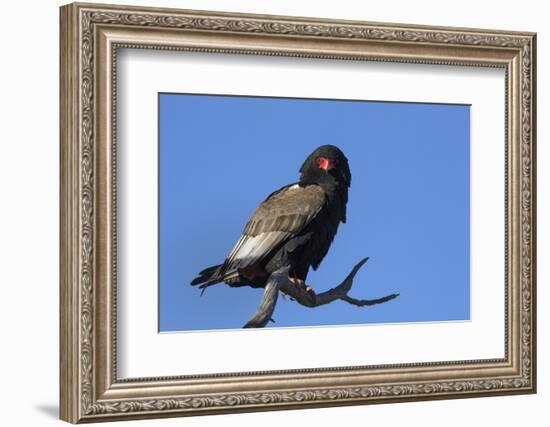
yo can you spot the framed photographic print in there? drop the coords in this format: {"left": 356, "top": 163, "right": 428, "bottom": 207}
{"left": 59, "top": 2, "right": 537, "bottom": 423}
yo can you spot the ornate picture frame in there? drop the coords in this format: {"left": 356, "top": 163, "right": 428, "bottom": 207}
{"left": 60, "top": 2, "right": 536, "bottom": 423}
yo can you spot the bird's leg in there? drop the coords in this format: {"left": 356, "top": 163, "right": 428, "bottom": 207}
{"left": 288, "top": 275, "right": 300, "bottom": 285}
{"left": 289, "top": 276, "right": 316, "bottom": 300}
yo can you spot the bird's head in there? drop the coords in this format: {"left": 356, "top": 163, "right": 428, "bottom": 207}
{"left": 299, "top": 145, "right": 351, "bottom": 188}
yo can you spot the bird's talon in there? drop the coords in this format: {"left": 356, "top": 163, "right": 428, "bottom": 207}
{"left": 289, "top": 276, "right": 304, "bottom": 286}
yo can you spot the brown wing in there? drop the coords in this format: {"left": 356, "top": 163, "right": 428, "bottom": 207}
{"left": 220, "top": 183, "right": 326, "bottom": 275}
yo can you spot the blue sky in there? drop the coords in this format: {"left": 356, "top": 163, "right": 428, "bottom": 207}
{"left": 159, "top": 93, "right": 470, "bottom": 332}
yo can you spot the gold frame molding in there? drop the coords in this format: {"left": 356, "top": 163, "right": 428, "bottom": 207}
{"left": 60, "top": 2, "right": 537, "bottom": 423}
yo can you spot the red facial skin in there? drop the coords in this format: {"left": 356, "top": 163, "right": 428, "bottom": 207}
{"left": 316, "top": 156, "right": 330, "bottom": 170}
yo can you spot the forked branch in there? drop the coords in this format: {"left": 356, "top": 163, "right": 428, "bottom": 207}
{"left": 243, "top": 257, "right": 400, "bottom": 328}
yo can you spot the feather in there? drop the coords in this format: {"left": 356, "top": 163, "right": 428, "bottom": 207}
{"left": 218, "top": 184, "right": 325, "bottom": 277}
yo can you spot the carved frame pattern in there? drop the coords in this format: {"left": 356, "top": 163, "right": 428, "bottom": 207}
{"left": 60, "top": 2, "right": 536, "bottom": 423}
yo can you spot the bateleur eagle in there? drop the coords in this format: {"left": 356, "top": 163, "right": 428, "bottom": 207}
{"left": 191, "top": 145, "right": 351, "bottom": 296}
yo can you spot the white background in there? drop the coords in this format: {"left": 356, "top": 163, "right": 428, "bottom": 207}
{"left": 0, "top": 0, "right": 546, "bottom": 426}
{"left": 118, "top": 50, "right": 505, "bottom": 377}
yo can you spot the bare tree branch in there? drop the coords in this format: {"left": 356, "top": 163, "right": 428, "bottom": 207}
{"left": 242, "top": 269, "right": 282, "bottom": 328}
{"left": 243, "top": 258, "right": 400, "bottom": 328}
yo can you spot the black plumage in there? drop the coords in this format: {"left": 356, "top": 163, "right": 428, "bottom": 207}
{"left": 191, "top": 145, "right": 351, "bottom": 291}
